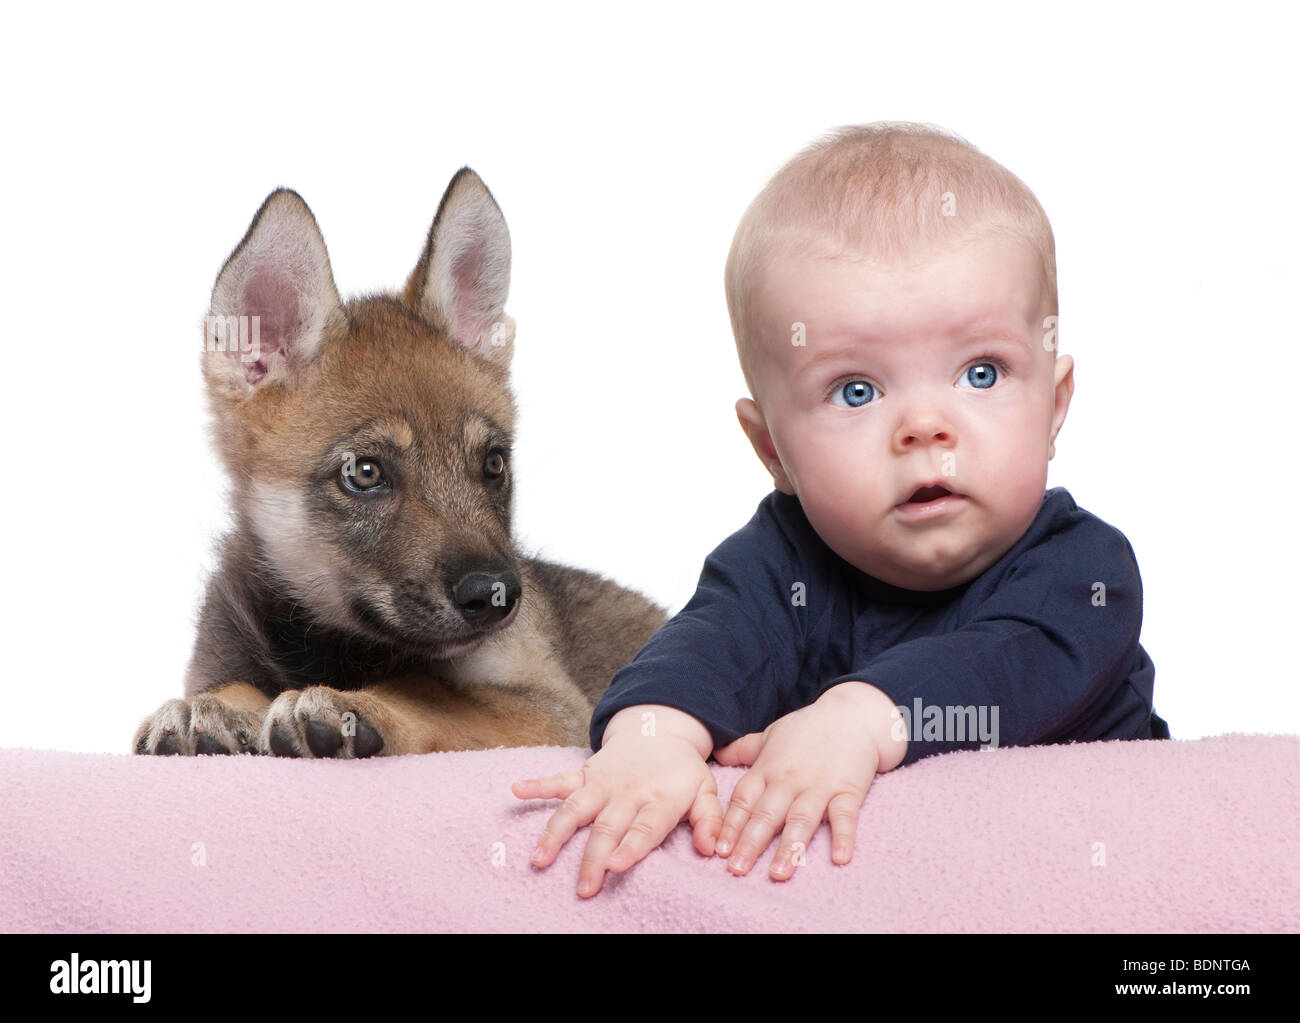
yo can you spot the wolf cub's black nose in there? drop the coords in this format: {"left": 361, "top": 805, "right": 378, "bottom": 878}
{"left": 450, "top": 568, "right": 521, "bottom": 626}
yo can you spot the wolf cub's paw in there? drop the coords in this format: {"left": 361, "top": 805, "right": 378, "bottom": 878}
{"left": 134, "top": 694, "right": 265, "bottom": 756}
{"left": 261, "top": 687, "right": 389, "bottom": 759}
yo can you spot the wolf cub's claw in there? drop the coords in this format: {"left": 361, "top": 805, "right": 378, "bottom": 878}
{"left": 133, "top": 694, "right": 265, "bottom": 756}
{"left": 261, "top": 687, "right": 387, "bottom": 759}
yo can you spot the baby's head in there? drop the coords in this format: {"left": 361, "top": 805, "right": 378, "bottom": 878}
{"left": 725, "top": 122, "right": 1074, "bottom": 591}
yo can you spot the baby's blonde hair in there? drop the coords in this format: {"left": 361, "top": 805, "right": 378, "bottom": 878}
{"left": 724, "top": 122, "right": 1058, "bottom": 398}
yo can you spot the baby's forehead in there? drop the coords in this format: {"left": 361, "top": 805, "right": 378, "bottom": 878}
{"left": 775, "top": 225, "right": 1035, "bottom": 284}
{"left": 762, "top": 246, "right": 1045, "bottom": 336}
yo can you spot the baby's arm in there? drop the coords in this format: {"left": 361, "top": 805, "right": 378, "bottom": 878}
{"left": 519, "top": 493, "right": 817, "bottom": 895}
{"left": 511, "top": 703, "right": 723, "bottom": 898}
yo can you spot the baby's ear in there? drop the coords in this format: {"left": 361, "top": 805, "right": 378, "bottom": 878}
{"left": 1047, "top": 354, "right": 1075, "bottom": 460}
{"left": 735, "top": 398, "right": 796, "bottom": 495}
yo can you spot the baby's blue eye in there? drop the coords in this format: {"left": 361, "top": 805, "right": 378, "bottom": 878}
{"left": 963, "top": 362, "right": 999, "bottom": 389}
{"left": 832, "top": 380, "right": 876, "bottom": 408}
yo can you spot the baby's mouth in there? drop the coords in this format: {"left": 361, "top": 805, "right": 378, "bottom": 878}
{"left": 907, "top": 485, "right": 953, "bottom": 503}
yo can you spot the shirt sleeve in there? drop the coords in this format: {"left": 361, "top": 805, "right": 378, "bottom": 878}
{"left": 588, "top": 498, "right": 810, "bottom": 752}
{"left": 815, "top": 516, "right": 1150, "bottom": 767}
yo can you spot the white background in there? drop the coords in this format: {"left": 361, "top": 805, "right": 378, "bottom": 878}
{"left": 1, "top": 1, "right": 1295, "bottom": 753}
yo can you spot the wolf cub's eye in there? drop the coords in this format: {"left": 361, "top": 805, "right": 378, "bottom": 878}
{"left": 341, "top": 456, "right": 388, "bottom": 493}
{"left": 484, "top": 448, "right": 507, "bottom": 479}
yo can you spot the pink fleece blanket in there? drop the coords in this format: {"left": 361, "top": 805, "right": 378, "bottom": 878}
{"left": 2, "top": 734, "right": 1296, "bottom": 933}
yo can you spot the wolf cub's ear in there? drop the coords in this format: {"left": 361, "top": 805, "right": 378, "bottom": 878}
{"left": 204, "top": 188, "right": 344, "bottom": 397}
{"left": 403, "top": 167, "right": 515, "bottom": 368}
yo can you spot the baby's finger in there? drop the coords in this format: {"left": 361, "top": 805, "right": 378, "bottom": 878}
{"left": 826, "top": 789, "right": 864, "bottom": 865}
{"left": 511, "top": 768, "right": 586, "bottom": 802}
{"left": 528, "top": 774, "right": 603, "bottom": 869}
{"left": 769, "top": 790, "right": 828, "bottom": 881}
{"left": 712, "top": 731, "right": 765, "bottom": 767}
{"left": 714, "top": 771, "right": 766, "bottom": 858}
{"left": 576, "top": 798, "right": 640, "bottom": 898}
{"left": 726, "top": 785, "right": 792, "bottom": 876}
{"left": 606, "top": 801, "right": 681, "bottom": 873}
{"left": 688, "top": 785, "right": 725, "bottom": 857}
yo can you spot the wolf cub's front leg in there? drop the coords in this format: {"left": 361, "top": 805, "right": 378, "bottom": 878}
{"left": 133, "top": 681, "right": 402, "bottom": 758}
{"left": 258, "top": 681, "right": 579, "bottom": 757}
{"left": 135, "top": 683, "right": 396, "bottom": 758}
{"left": 260, "top": 687, "right": 394, "bottom": 759}
{"left": 136, "top": 677, "right": 580, "bottom": 758}
{"left": 133, "top": 682, "right": 271, "bottom": 756}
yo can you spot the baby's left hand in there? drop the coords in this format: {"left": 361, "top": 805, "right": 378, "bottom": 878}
{"left": 712, "top": 683, "right": 889, "bottom": 879}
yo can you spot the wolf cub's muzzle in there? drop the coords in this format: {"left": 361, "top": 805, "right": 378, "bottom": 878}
{"left": 448, "top": 562, "right": 522, "bottom": 629}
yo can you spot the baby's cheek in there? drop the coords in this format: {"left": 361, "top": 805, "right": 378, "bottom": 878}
{"left": 801, "top": 482, "right": 874, "bottom": 556}
{"left": 982, "top": 440, "right": 1049, "bottom": 519}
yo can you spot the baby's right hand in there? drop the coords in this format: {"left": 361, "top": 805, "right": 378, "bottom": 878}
{"left": 511, "top": 726, "right": 723, "bottom": 898}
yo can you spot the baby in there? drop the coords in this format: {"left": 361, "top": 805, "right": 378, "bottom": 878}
{"left": 512, "top": 122, "right": 1168, "bottom": 898}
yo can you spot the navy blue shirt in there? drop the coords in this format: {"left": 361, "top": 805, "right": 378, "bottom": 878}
{"left": 590, "top": 487, "right": 1167, "bottom": 767}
